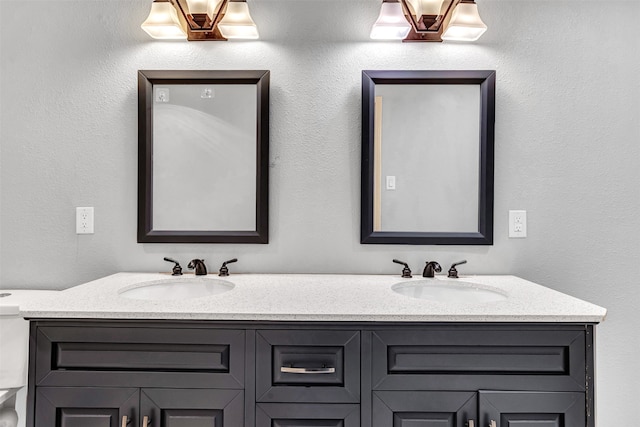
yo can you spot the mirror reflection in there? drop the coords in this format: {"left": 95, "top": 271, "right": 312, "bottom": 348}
{"left": 375, "top": 84, "right": 480, "bottom": 233}
{"left": 152, "top": 84, "right": 257, "bottom": 231}
{"left": 361, "top": 70, "right": 495, "bottom": 245}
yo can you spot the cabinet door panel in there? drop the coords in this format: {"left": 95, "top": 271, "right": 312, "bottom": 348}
{"left": 256, "top": 403, "right": 359, "bottom": 427}
{"left": 479, "top": 391, "right": 585, "bottom": 427}
{"left": 141, "top": 388, "right": 243, "bottom": 427}
{"left": 35, "top": 387, "right": 138, "bottom": 427}
{"left": 35, "top": 326, "right": 244, "bottom": 388}
{"left": 163, "top": 409, "right": 223, "bottom": 427}
{"left": 372, "top": 391, "right": 477, "bottom": 427}
{"left": 372, "top": 327, "right": 586, "bottom": 392}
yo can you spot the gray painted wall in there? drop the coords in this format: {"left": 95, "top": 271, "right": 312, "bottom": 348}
{"left": 1, "top": 0, "right": 638, "bottom": 424}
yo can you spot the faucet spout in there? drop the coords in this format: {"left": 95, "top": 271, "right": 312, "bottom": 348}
{"left": 188, "top": 259, "right": 208, "bottom": 276}
{"left": 422, "top": 261, "right": 442, "bottom": 278}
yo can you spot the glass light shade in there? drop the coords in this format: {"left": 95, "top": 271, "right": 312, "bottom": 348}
{"left": 218, "top": 2, "right": 259, "bottom": 39}
{"left": 441, "top": 1, "right": 487, "bottom": 41}
{"left": 141, "top": 1, "right": 187, "bottom": 39}
{"left": 370, "top": 2, "right": 411, "bottom": 40}
{"left": 186, "top": 0, "right": 210, "bottom": 14}
{"left": 207, "top": 0, "right": 224, "bottom": 18}
{"left": 405, "top": 0, "right": 445, "bottom": 17}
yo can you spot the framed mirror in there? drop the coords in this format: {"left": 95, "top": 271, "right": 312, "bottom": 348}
{"left": 361, "top": 70, "right": 495, "bottom": 245}
{"left": 138, "top": 70, "right": 269, "bottom": 243}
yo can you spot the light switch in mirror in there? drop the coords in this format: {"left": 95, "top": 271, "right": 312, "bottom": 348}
{"left": 361, "top": 70, "right": 495, "bottom": 245}
{"left": 138, "top": 70, "right": 269, "bottom": 243}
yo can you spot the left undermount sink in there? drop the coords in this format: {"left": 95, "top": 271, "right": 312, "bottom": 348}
{"left": 118, "top": 277, "right": 235, "bottom": 301}
{"left": 391, "top": 279, "right": 507, "bottom": 304}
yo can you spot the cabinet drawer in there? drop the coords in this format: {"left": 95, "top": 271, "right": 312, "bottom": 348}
{"left": 256, "top": 330, "right": 360, "bottom": 403}
{"left": 256, "top": 403, "right": 360, "bottom": 427}
{"left": 34, "top": 325, "right": 245, "bottom": 388}
{"left": 372, "top": 326, "right": 586, "bottom": 391}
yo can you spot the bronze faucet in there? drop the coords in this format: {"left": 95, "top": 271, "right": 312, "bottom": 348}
{"left": 422, "top": 261, "right": 442, "bottom": 278}
{"left": 188, "top": 259, "right": 208, "bottom": 276}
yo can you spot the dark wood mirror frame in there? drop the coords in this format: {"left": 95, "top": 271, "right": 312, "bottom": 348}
{"left": 361, "top": 70, "right": 495, "bottom": 245}
{"left": 138, "top": 70, "right": 269, "bottom": 243}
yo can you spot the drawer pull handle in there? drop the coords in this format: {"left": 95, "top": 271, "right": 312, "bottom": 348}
{"left": 467, "top": 421, "right": 474, "bottom": 427}
{"left": 489, "top": 421, "right": 497, "bottom": 427}
{"left": 121, "top": 416, "right": 130, "bottom": 427}
{"left": 143, "top": 416, "right": 152, "bottom": 427}
{"left": 280, "top": 366, "right": 336, "bottom": 374}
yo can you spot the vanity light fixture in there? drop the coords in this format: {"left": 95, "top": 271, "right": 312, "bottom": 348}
{"left": 370, "top": 0, "right": 412, "bottom": 40}
{"left": 141, "top": 0, "right": 259, "bottom": 41}
{"left": 370, "top": 0, "right": 486, "bottom": 42}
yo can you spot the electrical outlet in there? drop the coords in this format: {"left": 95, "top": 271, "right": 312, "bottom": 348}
{"left": 509, "top": 210, "right": 527, "bottom": 238}
{"left": 76, "top": 207, "right": 94, "bottom": 234}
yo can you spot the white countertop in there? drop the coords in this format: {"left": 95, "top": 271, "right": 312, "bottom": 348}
{"left": 19, "top": 273, "right": 606, "bottom": 323}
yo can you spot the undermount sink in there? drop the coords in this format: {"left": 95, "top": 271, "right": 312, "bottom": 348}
{"left": 118, "top": 277, "right": 235, "bottom": 301}
{"left": 391, "top": 279, "right": 507, "bottom": 304}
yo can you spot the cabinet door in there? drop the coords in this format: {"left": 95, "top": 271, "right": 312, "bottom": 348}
{"left": 256, "top": 403, "right": 359, "bottom": 427}
{"left": 479, "top": 391, "right": 585, "bottom": 427}
{"left": 35, "top": 387, "right": 138, "bottom": 427}
{"left": 373, "top": 391, "right": 477, "bottom": 427}
{"left": 140, "top": 388, "right": 243, "bottom": 427}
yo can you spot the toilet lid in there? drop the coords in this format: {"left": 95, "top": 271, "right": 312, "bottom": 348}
{"left": 0, "top": 388, "right": 20, "bottom": 405}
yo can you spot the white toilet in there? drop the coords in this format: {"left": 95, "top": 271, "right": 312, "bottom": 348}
{"left": 0, "top": 290, "right": 57, "bottom": 427}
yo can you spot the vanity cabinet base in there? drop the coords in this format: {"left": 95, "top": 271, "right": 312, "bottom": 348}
{"left": 26, "top": 321, "right": 596, "bottom": 427}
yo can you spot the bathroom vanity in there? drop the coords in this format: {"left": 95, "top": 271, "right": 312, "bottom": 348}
{"left": 21, "top": 274, "right": 606, "bottom": 427}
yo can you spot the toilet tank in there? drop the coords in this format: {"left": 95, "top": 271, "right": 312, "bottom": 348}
{"left": 0, "top": 290, "right": 58, "bottom": 388}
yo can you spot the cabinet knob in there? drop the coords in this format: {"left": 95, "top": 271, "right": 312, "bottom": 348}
{"left": 143, "top": 416, "right": 152, "bottom": 427}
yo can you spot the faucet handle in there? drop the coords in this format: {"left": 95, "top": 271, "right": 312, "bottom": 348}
{"left": 163, "top": 257, "right": 183, "bottom": 276}
{"left": 219, "top": 258, "right": 238, "bottom": 277}
{"left": 448, "top": 260, "right": 467, "bottom": 278}
{"left": 392, "top": 259, "right": 412, "bottom": 278}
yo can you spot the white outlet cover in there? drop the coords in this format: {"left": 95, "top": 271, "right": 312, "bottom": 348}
{"left": 509, "top": 210, "right": 527, "bottom": 238}
{"left": 76, "top": 207, "right": 94, "bottom": 234}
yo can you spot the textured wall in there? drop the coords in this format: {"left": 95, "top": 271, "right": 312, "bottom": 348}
{"left": 1, "top": 0, "right": 639, "bottom": 424}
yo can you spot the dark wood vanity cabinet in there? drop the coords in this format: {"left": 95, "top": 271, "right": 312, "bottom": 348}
{"left": 368, "top": 327, "right": 593, "bottom": 427}
{"left": 27, "top": 322, "right": 596, "bottom": 427}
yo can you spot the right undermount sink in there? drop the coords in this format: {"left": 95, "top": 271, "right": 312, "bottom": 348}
{"left": 391, "top": 279, "right": 508, "bottom": 304}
